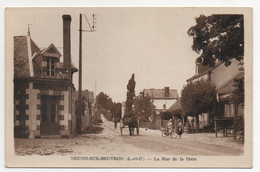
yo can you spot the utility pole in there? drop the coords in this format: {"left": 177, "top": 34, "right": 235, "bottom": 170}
{"left": 78, "top": 13, "right": 97, "bottom": 134}
{"left": 78, "top": 14, "right": 82, "bottom": 134}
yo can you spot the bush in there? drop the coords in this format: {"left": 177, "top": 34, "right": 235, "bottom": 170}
{"left": 234, "top": 116, "right": 244, "bottom": 141}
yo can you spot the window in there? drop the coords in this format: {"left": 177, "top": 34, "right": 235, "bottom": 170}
{"left": 46, "top": 57, "right": 56, "bottom": 77}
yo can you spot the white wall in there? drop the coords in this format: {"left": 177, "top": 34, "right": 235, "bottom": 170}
{"left": 153, "top": 99, "right": 177, "bottom": 110}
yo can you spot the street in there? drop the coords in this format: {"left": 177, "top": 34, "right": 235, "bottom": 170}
{"left": 14, "top": 115, "right": 243, "bottom": 156}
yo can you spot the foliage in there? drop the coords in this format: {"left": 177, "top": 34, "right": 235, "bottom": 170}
{"left": 111, "top": 102, "right": 122, "bottom": 121}
{"left": 188, "top": 15, "right": 244, "bottom": 67}
{"left": 96, "top": 92, "right": 113, "bottom": 111}
{"left": 230, "top": 77, "right": 244, "bottom": 105}
{"left": 160, "top": 111, "right": 172, "bottom": 120}
{"left": 126, "top": 73, "right": 136, "bottom": 115}
{"left": 171, "top": 109, "right": 183, "bottom": 118}
{"left": 181, "top": 79, "right": 217, "bottom": 116}
{"left": 234, "top": 116, "right": 244, "bottom": 132}
{"left": 134, "top": 96, "right": 155, "bottom": 122}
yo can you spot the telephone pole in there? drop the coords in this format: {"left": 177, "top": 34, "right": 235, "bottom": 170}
{"left": 78, "top": 14, "right": 82, "bottom": 134}
{"left": 78, "top": 13, "right": 97, "bottom": 134}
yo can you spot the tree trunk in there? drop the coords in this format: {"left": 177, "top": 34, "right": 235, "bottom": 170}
{"left": 196, "top": 115, "right": 199, "bottom": 133}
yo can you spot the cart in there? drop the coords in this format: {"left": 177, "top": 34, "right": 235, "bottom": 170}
{"left": 120, "top": 115, "right": 139, "bottom": 136}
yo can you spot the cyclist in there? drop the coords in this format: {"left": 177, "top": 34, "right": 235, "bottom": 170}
{"left": 167, "top": 119, "right": 173, "bottom": 134}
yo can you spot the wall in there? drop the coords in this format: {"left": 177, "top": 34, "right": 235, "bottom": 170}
{"left": 25, "top": 82, "right": 41, "bottom": 137}
{"left": 60, "top": 90, "right": 69, "bottom": 136}
{"left": 70, "top": 88, "right": 77, "bottom": 137}
{"left": 153, "top": 99, "right": 177, "bottom": 110}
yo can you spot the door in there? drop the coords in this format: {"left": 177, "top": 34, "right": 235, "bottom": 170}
{"left": 40, "top": 95, "right": 59, "bottom": 135}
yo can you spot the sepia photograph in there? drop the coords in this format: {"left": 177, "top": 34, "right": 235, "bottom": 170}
{"left": 5, "top": 7, "right": 253, "bottom": 168}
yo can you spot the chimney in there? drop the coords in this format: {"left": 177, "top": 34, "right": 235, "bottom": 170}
{"left": 62, "top": 15, "right": 71, "bottom": 81}
{"left": 165, "top": 87, "right": 169, "bottom": 97}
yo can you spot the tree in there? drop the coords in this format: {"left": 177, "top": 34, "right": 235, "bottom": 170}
{"left": 111, "top": 102, "right": 122, "bottom": 121}
{"left": 133, "top": 96, "right": 155, "bottom": 122}
{"left": 126, "top": 73, "right": 136, "bottom": 116}
{"left": 181, "top": 79, "right": 217, "bottom": 132}
{"left": 188, "top": 15, "right": 244, "bottom": 67}
{"left": 230, "top": 77, "right": 244, "bottom": 106}
{"left": 96, "top": 92, "right": 113, "bottom": 111}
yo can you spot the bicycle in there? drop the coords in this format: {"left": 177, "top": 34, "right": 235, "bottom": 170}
{"left": 161, "top": 128, "right": 178, "bottom": 138}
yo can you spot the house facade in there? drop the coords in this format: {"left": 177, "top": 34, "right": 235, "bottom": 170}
{"left": 186, "top": 58, "right": 244, "bottom": 128}
{"left": 14, "top": 15, "right": 78, "bottom": 138}
{"left": 143, "top": 87, "right": 179, "bottom": 114}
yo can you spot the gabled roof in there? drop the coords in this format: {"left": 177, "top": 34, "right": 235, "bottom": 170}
{"left": 33, "top": 48, "right": 46, "bottom": 58}
{"left": 30, "top": 39, "right": 40, "bottom": 56}
{"left": 14, "top": 35, "right": 40, "bottom": 78}
{"left": 167, "top": 98, "right": 182, "bottom": 111}
{"left": 186, "top": 61, "right": 223, "bottom": 82}
{"left": 217, "top": 71, "right": 244, "bottom": 95}
{"left": 42, "top": 43, "right": 62, "bottom": 58}
{"left": 143, "top": 88, "right": 179, "bottom": 99}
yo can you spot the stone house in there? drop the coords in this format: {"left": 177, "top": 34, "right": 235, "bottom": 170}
{"left": 14, "top": 15, "right": 78, "bottom": 138}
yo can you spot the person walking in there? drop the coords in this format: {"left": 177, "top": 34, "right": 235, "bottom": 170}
{"left": 177, "top": 119, "right": 183, "bottom": 138}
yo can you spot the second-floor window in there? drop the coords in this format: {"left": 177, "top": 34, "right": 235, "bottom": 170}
{"left": 46, "top": 57, "right": 56, "bottom": 77}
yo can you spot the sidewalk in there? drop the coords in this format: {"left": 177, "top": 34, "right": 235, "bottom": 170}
{"left": 139, "top": 128, "right": 244, "bottom": 151}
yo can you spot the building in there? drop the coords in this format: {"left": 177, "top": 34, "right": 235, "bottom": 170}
{"left": 75, "top": 89, "right": 95, "bottom": 131}
{"left": 143, "top": 87, "right": 179, "bottom": 114}
{"left": 13, "top": 15, "right": 78, "bottom": 138}
{"left": 142, "top": 87, "right": 179, "bottom": 129}
{"left": 186, "top": 58, "right": 244, "bottom": 130}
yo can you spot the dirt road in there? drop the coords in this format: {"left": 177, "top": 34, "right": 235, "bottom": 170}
{"left": 14, "top": 115, "right": 243, "bottom": 156}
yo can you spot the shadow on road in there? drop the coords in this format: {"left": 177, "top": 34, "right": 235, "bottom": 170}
{"left": 81, "top": 125, "right": 104, "bottom": 134}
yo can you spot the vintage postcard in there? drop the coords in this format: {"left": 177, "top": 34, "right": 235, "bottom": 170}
{"left": 5, "top": 7, "right": 253, "bottom": 168}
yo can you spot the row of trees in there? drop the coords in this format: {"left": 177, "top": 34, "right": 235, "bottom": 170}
{"left": 95, "top": 92, "right": 121, "bottom": 121}
{"left": 95, "top": 73, "right": 155, "bottom": 124}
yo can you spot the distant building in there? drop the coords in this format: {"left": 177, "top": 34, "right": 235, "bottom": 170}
{"left": 13, "top": 15, "right": 78, "bottom": 138}
{"left": 141, "top": 87, "right": 179, "bottom": 129}
{"left": 142, "top": 87, "right": 179, "bottom": 115}
{"left": 75, "top": 89, "right": 95, "bottom": 131}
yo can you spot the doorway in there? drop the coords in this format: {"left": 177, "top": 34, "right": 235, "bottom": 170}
{"left": 40, "top": 95, "right": 59, "bottom": 135}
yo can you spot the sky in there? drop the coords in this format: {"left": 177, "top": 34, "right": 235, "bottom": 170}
{"left": 5, "top": 7, "right": 247, "bottom": 103}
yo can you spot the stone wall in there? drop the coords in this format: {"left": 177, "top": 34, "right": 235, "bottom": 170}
{"left": 26, "top": 82, "right": 41, "bottom": 137}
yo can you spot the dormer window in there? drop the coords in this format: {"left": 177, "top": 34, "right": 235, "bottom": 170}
{"left": 46, "top": 57, "right": 56, "bottom": 77}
